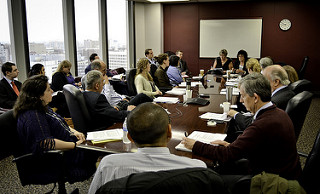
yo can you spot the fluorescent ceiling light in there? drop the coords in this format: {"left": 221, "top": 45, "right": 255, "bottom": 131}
{"left": 148, "top": 0, "right": 190, "bottom": 2}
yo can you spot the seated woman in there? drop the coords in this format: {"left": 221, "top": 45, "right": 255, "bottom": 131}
{"left": 283, "top": 65, "right": 299, "bottom": 84}
{"left": 154, "top": 53, "right": 173, "bottom": 91}
{"left": 135, "top": 58, "right": 162, "bottom": 98}
{"left": 233, "top": 50, "right": 248, "bottom": 75}
{"left": 166, "top": 55, "right": 183, "bottom": 86}
{"left": 28, "top": 63, "right": 45, "bottom": 77}
{"left": 246, "top": 58, "right": 261, "bottom": 74}
{"left": 13, "top": 75, "right": 98, "bottom": 182}
{"left": 212, "top": 49, "right": 233, "bottom": 71}
{"left": 51, "top": 60, "right": 79, "bottom": 92}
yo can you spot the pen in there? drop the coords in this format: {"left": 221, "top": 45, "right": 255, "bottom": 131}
{"left": 184, "top": 131, "right": 188, "bottom": 137}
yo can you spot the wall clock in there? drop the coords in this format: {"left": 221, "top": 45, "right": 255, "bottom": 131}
{"left": 279, "top": 19, "right": 291, "bottom": 31}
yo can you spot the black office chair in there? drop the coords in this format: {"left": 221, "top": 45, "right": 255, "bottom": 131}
{"left": 0, "top": 110, "right": 67, "bottom": 193}
{"left": 285, "top": 91, "right": 313, "bottom": 141}
{"left": 96, "top": 168, "right": 228, "bottom": 194}
{"left": 299, "top": 128, "right": 320, "bottom": 194}
{"left": 63, "top": 84, "right": 93, "bottom": 134}
{"left": 126, "top": 68, "right": 137, "bottom": 96}
{"left": 288, "top": 79, "right": 312, "bottom": 95}
{"left": 298, "top": 56, "right": 309, "bottom": 79}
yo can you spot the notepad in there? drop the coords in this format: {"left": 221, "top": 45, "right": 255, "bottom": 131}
{"left": 165, "top": 88, "right": 186, "bottom": 95}
{"left": 175, "top": 131, "right": 227, "bottom": 152}
{"left": 199, "top": 112, "right": 231, "bottom": 122}
{"left": 153, "top": 97, "right": 180, "bottom": 104}
{"left": 87, "top": 129, "right": 122, "bottom": 141}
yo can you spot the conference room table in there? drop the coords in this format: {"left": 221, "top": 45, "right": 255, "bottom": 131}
{"left": 78, "top": 74, "right": 238, "bottom": 166}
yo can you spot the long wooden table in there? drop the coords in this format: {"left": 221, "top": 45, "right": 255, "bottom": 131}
{"left": 78, "top": 78, "right": 237, "bottom": 166}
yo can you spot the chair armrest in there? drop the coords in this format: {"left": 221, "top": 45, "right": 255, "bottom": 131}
{"left": 13, "top": 150, "right": 64, "bottom": 162}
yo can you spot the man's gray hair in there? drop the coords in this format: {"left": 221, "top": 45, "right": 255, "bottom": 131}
{"left": 90, "top": 59, "right": 102, "bottom": 71}
{"left": 239, "top": 73, "right": 271, "bottom": 102}
{"left": 86, "top": 70, "right": 102, "bottom": 90}
{"left": 267, "top": 65, "right": 290, "bottom": 86}
{"left": 259, "top": 57, "right": 273, "bottom": 69}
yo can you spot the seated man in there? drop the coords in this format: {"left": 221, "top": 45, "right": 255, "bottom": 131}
{"left": 82, "top": 59, "right": 152, "bottom": 110}
{"left": 183, "top": 73, "right": 302, "bottom": 180}
{"left": 0, "top": 62, "right": 22, "bottom": 109}
{"left": 176, "top": 50, "right": 189, "bottom": 76}
{"left": 83, "top": 70, "right": 135, "bottom": 130}
{"left": 88, "top": 102, "right": 206, "bottom": 194}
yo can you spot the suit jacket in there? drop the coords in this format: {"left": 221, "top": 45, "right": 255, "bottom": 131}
{"left": 179, "top": 60, "right": 189, "bottom": 74}
{"left": 0, "top": 78, "right": 22, "bottom": 109}
{"left": 154, "top": 66, "right": 172, "bottom": 90}
{"left": 83, "top": 91, "right": 127, "bottom": 130}
{"left": 272, "top": 86, "right": 295, "bottom": 110}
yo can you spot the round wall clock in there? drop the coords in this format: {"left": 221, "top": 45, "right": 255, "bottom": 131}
{"left": 279, "top": 19, "right": 291, "bottom": 31}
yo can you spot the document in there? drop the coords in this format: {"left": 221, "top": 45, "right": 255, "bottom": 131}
{"left": 165, "top": 88, "right": 186, "bottom": 95}
{"left": 87, "top": 129, "right": 123, "bottom": 141}
{"left": 199, "top": 112, "right": 231, "bottom": 122}
{"left": 179, "top": 82, "right": 201, "bottom": 87}
{"left": 175, "top": 131, "right": 227, "bottom": 152}
{"left": 153, "top": 97, "right": 180, "bottom": 104}
{"left": 220, "top": 88, "right": 240, "bottom": 95}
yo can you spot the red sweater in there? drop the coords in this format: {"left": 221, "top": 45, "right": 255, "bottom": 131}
{"left": 193, "top": 105, "right": 302, "bottom": 180}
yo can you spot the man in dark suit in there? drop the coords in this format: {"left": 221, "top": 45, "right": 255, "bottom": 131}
{"left": 176, "top": 50, "right": 189, "bottom": 76}
{"left": 0, "top": 62, "right": 22, "bottom": 109}
{"left": 82, "top": 70, "right": 135, "bottom": 131}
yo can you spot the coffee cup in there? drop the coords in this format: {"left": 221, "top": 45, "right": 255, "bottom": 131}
{"left": 220, "top": 102, "right": 231, "bottom": 114}
{"left": 200, "top": 69, "right": 204, "bottom": 76}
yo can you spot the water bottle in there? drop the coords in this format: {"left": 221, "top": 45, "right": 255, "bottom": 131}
{"left": 122, "top": 117, "right": 131, "bottom": 144}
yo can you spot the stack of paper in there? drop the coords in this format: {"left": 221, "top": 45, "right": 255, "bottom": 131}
{"left": 111, "top": 74, "right": 123, "bottom": 81}
{"left": 199, "top": 112, "right": 231, "bottom": 122}
{"left": 87, "top": 129, "right": 122, "bottom": 144}
{"left": 166, "top": 88, "right": 186, "bottom": 95}
{"left": 153, "top": 97, "right": 180, "bottom": 104}
{"left": 179, "top": 82, "right": 201, "bottom": 87}
{"left": 220, "top": 88, "right": 240, "bottom": 95}
{"left": 175, "top": 131, "right": 227, "bottom": 152}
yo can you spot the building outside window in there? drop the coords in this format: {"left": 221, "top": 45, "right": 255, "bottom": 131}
{"left": 26, "top": 0, "right": 65, "bottom": 82}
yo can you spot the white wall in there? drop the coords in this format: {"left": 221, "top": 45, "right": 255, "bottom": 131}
{"left": 135, "top": 3, "right": 163, "bottom": 63}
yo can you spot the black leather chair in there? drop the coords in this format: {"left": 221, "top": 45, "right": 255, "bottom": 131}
{"left": 285, "top": 91, "right": 313, "bottom": 140}
{"left": 96, "top": 168, "right": 229, "bottom": 194}
{"left": 298, "top": 56, "right": 309, "bottom": 79}
{"left": 63, "top": 84, "right": 93, "bottom": 134}
{"left": 298, "top": 128, "right": 320, "bottom": 194}
{"left": 0, "top": 110, "right": 67, "bottom": 193}
{"left": 288, "top": 79, "right": 312, "bottom": 95}
{"left": 126, "top": 68, "right": 137, "bottom": 96}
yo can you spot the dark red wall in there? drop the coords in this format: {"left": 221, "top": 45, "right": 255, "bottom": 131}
{"left": 164, "top": 1, "right": 320, "bottom": 89}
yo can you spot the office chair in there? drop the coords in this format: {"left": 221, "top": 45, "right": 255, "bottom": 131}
{"left": 298, "top": 128, "right": 320, "bottom": 194}
{"left": 298, "top": 56, "right": 309, "bottom": 79}
{"left": 288, "top": 79, "right": 312, "bottom": 95}
{"left": 96, "top": 168, "right": 228, "bottom": 194}
{"left": 285, "top": 91, "right": 313, "bottom": 141}
{"left": 63, "top": 84, "right": 93, "bottom": 134}
{"left": 0, "top": 110, "right": 67, "bottom": 193}
{"left": 126, "top": 68, "right": 137, "bottom": 96}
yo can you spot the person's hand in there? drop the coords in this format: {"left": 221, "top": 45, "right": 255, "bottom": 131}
{"left": 210, "top": 140, "right": 230, "bottom": 147}
{"left": 76, "top": 139, "right": 84, "bottom": 146}
{"left": 127, "top": 105, "right": 136, "bottom": 111}
{"left": 156, "top": 90, "right": 162, "bottom": 95}
{"left": 228, "top": 109, "right": 238, "bottom": 117}
{"left": 73, "top": 131, "right": 86, "bottom": 141}
{"left": 181, "top": 72, "right": 186, "bottom": 76}
{"left": 181, "top": 137, "right": 196, "bottom": 150}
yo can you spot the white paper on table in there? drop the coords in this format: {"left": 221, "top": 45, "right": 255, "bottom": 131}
{"left": 166, "top": 88, "right": 186, "bottom": 95}
{"left": 220, "top": 88, "right": 240, "bottom": 95}
{"left": 199, "top": 112, "right": 231, "bottom": 121}
{"left": 179, "top": 82, "right": 201, "bottom": 87}
{"left": 86, "top": 129, "right": 122, "bottom": 141}
{"left": 153, "top": 97, "right": 180, "bottom": 104}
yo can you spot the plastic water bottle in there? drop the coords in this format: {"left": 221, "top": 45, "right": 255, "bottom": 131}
{"left": 122, "top": 117, "right": 131, "bottom": 144}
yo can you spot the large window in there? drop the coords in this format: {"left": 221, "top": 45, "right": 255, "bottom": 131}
{"left": 0, "top": 0, "right": 12, "bottom": 79}
{"left": 107, "top": 0, "right": 128, "bottom": 70}
{"left": 75, "top": 0, "right": 100, "bottom": 77}
{"left": 26, "top": 0, "right": 65, "bottom": 81}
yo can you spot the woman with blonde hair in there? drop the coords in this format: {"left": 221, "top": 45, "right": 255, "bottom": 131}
{"left": 212, "top": 49, "right": 233, "bottom": 71}
{"left": 246, "top": 58, "right": 261, "bottom": 74}
{"left": 51, "top": 60, "right": 78, "bottom": 92}
{"left": 135, "top": 58, "right": 162, "bottom": 98}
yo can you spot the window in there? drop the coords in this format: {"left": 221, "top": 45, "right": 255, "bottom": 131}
{"left": 107, "top": 0, "right": 128, "bottom": 70}
{"left": 75, "top": 0, "right": 100, "bottom": 77}
{"left": 26, "top": 0, "right": 65, "bottom": 82}
{"left": 0, "top": 0, "right": 12, "bottom": 79}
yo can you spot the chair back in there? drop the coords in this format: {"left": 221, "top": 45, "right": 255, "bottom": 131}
{"left": 63, "top": 84, "right": 91, "bottom": 133}
{"left": 288, "top": 79, "right": 312, "bottom": 95}
{"left": 126, "top": 68, "right": 137, "bottom": 96}
{"left": 298, "top": 56, "right": 309, "bottom": 79}
{"left": 285, "top": 91, "right": 313, "bottom": 140}
{"left": 96, "top": 168, "right": 228, "bottom": 194}
{"left": 299, "top": 129, "right": 320, "bottom": 194}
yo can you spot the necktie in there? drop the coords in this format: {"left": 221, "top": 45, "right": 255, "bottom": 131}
{"left": 11, "top": 81, "right": 20, "bottom": 96}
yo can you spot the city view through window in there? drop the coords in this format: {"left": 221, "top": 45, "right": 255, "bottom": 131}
{"left": 0, "top": 0, "right": 129, "bottom": 81}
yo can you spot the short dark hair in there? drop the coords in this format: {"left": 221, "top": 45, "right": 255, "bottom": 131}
{"left": 1, "top": 62, "right": 16, "bottom": 76}
{"left": 13, "top": 75, "right": 49, "bottom": 117}
{"left": 28, "top": 63, "right": 44, "bottom": 77}
{"left": 237, "top": 50, "right": 248, "bottom": 61}
{"left": 145, "top": 49, "right": 152, "bottom": 56}
{"left": 89, "top": 53, "right": 98, "bottom": 62}
{"left": 239, "top": 73, "right": 271, "bottom": 102}
{"left": 169, "top": 55, "right": 180, "bottom": 67}
{"left": 155, "top": 53, "right": 168, "bottom": 65}
{"left": 127, "top": 102, "right": 170, "bottom": 145}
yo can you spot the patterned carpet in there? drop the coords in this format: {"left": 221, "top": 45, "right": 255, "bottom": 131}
{"left": 0, "top": 97, "right": 319, "bottom": 193}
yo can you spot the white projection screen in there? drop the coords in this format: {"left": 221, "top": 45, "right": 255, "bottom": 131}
{"left": 199, "top": 19, "right": 262, "bottom": 58}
